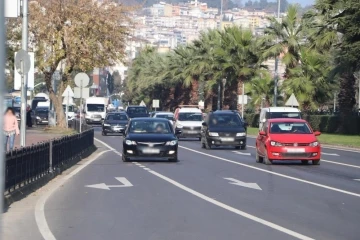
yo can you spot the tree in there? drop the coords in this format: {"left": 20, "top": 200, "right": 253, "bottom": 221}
{"left": 18, "top": 0, "right": 132, "bottom": 127}
{"left": 112, "top": 70, "right": 122, "bottom": 93}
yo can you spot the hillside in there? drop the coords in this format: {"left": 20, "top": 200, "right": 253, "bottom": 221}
{"left": 135, "top": 0, "right": 238, "bottom": 9}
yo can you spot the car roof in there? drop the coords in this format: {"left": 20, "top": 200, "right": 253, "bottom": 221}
{"left": 155, "top": 112, "right": 173, "bottom": 115}
{"left": 268, "top": 118, "right": 306, "bottom": 123}
{"left": 178, "top": 108, "right": 201, "bottom": 113}
{"left": 212, "top": 110, "right": 239, "bottom": 114}
{"left": 261, "top": 107, "right": 301, "bottom": 113}
{"left": 130, "top": 117, "right": 168, "bottom": 121}
{"left": 107, "top": 112, "right": 126, "bottom": 115}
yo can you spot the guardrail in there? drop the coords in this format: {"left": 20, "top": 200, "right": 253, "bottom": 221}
{"left": 4, "top": 128, "right": 94, "bottom": 193}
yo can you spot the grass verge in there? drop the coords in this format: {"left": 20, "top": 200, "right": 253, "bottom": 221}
{"left": 247, "top": 127, "right": 360, "bottom": 148}
{"left": 43, "top": 126, "right": 77, "bottom": 135}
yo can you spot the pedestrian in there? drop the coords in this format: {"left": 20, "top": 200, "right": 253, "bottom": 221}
{"left": 3, "top": 107, "right": 20, "bottom": 151}
{"left": 26, "top": 105, "right": 33, "bottom": 127}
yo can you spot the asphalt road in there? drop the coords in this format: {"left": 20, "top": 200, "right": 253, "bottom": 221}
{"left": 41, "top": 127, "right": 360, "bottom": 240}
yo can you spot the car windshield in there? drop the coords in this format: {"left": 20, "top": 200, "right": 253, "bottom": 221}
{"left": 209, "top": 114, "right": 243, "bottom": 127}
{"left": 270, "top": 122, "right": 312, "bottom": 134}
{"left": 63, "top": 105, "right": 74, "bottom": 112}
{"left": 106, "top": 114, "right": 128, "bottom": 121}
{"left": 87, "top": 104, "right": 105, "bottom": 112}
{"left": 36, "top": 108, "right": 48, "bottom": 113}
{"left": 14, "top": 107, "right": 20, "bottom": 113}
{"left": 127, "top": 107, "right": 148, "bottom": 114}
{"left": 178, "top": 113, "right": 202, "bottom": 121}
{"left": 155, "top": 114, "right": 174, "bottom": 120}
{"left": 269, "top": 112, "right": 301, "bottom": 119}
{"left": 129, "top": 120, "right": 171, "bottom": 134}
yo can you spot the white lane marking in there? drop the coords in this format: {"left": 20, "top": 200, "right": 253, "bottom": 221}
{"left": 247, "top": 145, "right": 256, "bottom": 148}
{"left": 146, "top": 169, "right": 313, "bottom": 240}
{"left": 354, "top": 179, "right": 360, "bottom": 181}
{"left": 322, "top": 152, "right": 340, "bottom": 156}
{"left": 139, "top": 165, "right": 146, "bottom": 168}
{"left": 35, "top": 150, "right": 111, "bottom": 240}
{"left": 321, "top": 160, "right": 360, "bottom": 169}
{"left": 85, "top": 177, "right": 133, "bottom": 190}
{"left": 232, "top": 151, "right": 251, "bottom": 156}
{"left": 143, "top": 168, "right": 151, "bottom": 171}
{"left": 179, "top": 146, "right": 360, "bottom": 198}
{"left": 224, "top": 177, "right": 262, "bottom": 190}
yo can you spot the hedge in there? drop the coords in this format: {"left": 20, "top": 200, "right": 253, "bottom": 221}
{"left": 244, "top": 113, "right": 360, "bottom": 135}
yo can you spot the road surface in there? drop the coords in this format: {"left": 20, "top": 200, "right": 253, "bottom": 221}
{"left": 5, "top": 127, "right": 360, "bottom": 240}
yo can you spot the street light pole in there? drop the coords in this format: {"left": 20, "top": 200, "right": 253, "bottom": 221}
{"left": 273, "top": 0, "right": 281, "bottom": 107}
{"left": 217, "top": 0, "right": 223, "bottom": 110}
{"left": 222, "top": 78, "right": 226, "bottom": 109}
{"left": 20, "top": 0, "right": 29, "bottom": 146}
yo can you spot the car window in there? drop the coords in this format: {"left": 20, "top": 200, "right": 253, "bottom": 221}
{"left": 269, "top": 112, "right": 301, "bottom": 119}
{"left": 209, "top": 114, "right": 243, "bottom": 127}
{"left": 270, "top": 122, "right": 312, "bottom": 134}
{"left": 129, "top": 120, "right": 171, "bottom": 134}
{"left": 106, "top": 114, "right": 128, "bottom": 121}
{"left": 127, "top": 107, "right": 148, "bottom": 114}
{"left": 178, "top": 113, "right": 202, "bottom": 121}
{"left": 155, "top": 114, "right": 174, "bottom": 120}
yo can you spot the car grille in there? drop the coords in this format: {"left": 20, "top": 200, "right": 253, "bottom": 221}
{"left": 218, "top": 132, "right": 237, "bottom": 137}
{"left": 183, "top": 126, "right": 201, "bottom": 131}
{"left": 282, "top": 143, "right": 310, "bottom": 146}
{"left": 281, "top": 153, "right": 312, "bottom": 158}
{"left": 137, "top": 142, "right": 165, "bottom": 146}
{"left": 93, "top": 114, "right": 102, "bottom": 118}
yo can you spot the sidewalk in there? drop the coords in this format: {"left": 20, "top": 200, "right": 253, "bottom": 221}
{"left": 13, "top": 128, "right": 65, "bottom": 148}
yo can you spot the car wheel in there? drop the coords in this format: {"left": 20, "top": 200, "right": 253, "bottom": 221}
{"left": 255, "top": 150, "right": 263, "bottom": 163}
{"left": 235, "top": 146, "right": 241, "bottom": 150}
{"left": 301, "top": 160, "right": 308, "bottom": 165}
{"left": 312, "top": 159, "right": 320, "bottom": 165}
{"left": 204, "top": 138, "right": 212, "bottom": 149}
{"left": 264, "top": 152, "right": 272, "bottom": 165}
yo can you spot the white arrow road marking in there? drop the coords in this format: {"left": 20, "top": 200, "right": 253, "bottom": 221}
{"left": 85, "top": 177, "right": 133, "bottom": 190}
{"left": 224, "top": 177, "right": 262, "bottom": 190}
{"left": 232, "top": 151, "right": 251, "bottom": 156}
{"left": 321, "top": 152, "right": 340, "bottom": 156}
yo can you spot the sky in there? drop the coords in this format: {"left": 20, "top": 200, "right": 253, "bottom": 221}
{"left": 287, "top": 0, "right": 314, "bottom": 6}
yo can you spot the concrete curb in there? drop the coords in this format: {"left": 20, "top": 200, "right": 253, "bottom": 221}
{"left": 3, "top": 145, "right": 97, "bottom": 208}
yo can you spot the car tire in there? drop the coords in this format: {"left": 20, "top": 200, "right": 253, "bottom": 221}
{"left": 312, "top": 159, "right": 320, "bottom": 165}
{"left": 255, "top": 150, "right": 263, "bottom": 163}
{"left": 204, "top": 138, "right": 212, "bottom": 150}
{"left": 301, "top": 160, "right": 308, "bottom": 165}
{"left": 264, "top": 152, "right": 272, "bottom": 165}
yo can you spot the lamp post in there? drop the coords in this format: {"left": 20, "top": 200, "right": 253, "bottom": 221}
{"left": 217, "top": 0, "right": 223, "bottom": 111}
{"left": 221, "top": 78, "right": 226, "bottom": 109}
{"left": 273, "top": 0, "right": 281, "bottom": 107}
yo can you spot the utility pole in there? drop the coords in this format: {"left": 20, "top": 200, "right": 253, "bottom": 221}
{"left": 20, "top": 0, "right": 29, "bottom": 146}
{"left": 1, "top": 0, "right": 7, "bottom": 219}
{"left": 217, "top": 0, "right": 223, "bottom": 110}
{"left": 273, "top": 0, "right": 280, "bottom": 107}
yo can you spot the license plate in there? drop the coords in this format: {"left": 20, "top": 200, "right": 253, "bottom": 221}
{"left": 221, "top": 137, "right": 234, "bottom": 142}
{"left": 142, "top": 148, "right": 160, "bottom": 154}
{"left": 186, "top": 131, "right": 198, "bottom": 134}
{"left": 286, "top": 148, "right": 305, "bottom": 153}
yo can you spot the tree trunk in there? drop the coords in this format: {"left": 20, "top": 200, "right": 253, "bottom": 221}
{"left": 205, "top": 89, "right": 214, "bottom": 112}
{"left": 224, "top": 80, "right": 237, "bottom": 110}
{"left": 190, "top": 78, "right": 199, "bottom": 105}
{"left": 237, "top": 78, "right": 245, "bottom": 114}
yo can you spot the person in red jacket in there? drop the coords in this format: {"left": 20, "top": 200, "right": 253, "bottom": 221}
{"left": 3, "top": 107, "right": 20, "bottom": 151}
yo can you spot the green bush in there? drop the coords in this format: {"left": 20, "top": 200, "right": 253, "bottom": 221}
{"left": 244, "top": 113, "right": 259, "bottom": 128}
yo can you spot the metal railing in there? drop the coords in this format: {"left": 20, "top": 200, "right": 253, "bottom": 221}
{"left": 4, "top": 128, "right": 94, "bottom": 193}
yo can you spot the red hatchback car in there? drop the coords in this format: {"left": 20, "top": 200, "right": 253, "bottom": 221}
{"left": 256, "top": 118, "right": 321, "bottom": 165}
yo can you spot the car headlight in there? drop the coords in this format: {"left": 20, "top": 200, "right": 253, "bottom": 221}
{"left": 166, "top": 140, "right": 178, "bottom": 146}
{"left": 309, "top": 141, "right": 319, "bottom": 147}
{"left": 103, "top": 123, "right": 110, "bottom": 127}
{"left": 270, "top": 141, "right": 282, "bottom": 146}
{"left": 36, "top": 116, "right": 40, "bottom": 120}
{"left": 236, "top": 132, "right": 246, "bottom": 137}
{"left": 125, "top": 140, "right": 137, "bottom": 145}
{"left": 208, "top": 132, "right": 219, "bottom": 137}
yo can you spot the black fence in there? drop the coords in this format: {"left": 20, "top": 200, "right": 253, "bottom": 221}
{"left": 4, "top": 128, "right": 94, "bottom": 193}
{"left": 69, "top": 119, "right": 93, "bottom": 132}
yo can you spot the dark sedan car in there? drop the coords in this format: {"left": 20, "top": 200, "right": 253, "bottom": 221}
{"left": 102, "top": 112, "right": 129, "bottom": 135}
{"left": 122, "top": 118, "right": 181, "bottom": 162}
{"left": 201, "top": 110, "right": 247, "bottom": 149}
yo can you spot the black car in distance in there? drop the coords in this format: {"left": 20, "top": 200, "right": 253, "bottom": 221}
{"left": 201, "top": 110, "right": 247, "bottom": 149}
{"left": 122, "top": 118, "right": 181, "bottom": 162}
{"left": 102, "top": 112, "right": 129, "bottom": 135}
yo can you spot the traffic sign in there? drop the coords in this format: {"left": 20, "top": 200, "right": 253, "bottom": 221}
{"left": 140, "top": 100, "right": 146, "bottom": 106}
{"left": 238, "top": 95, "right": 248, "bottom": 104}
{"left": 74, "top": 87, "right": 90, "bottom": 99}
{"left": 15, "top": 50, "right": 31, "bottom": 75}
{"left": 285, "top": 93, "right": 299, "bottom": 107}
{"left": 74, "top": 72, "right": 90, "bottom": 88}
{"left": 152, "top": 99, "right": 159, "bottom": 108}
{"left": 62, "top": 85, "right": 74, "bottom": 97}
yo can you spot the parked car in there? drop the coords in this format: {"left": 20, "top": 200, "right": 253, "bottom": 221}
{"left": 255, "top": 118, "right": 321, "bottom": 165}
{"left": 102, "top": 112, "right": 129, "bottom": 136}
{"left": 201, "top": 110, "right": 247, "bottom": 149}
{"left": 122, "top": 118, "right": 181, "bottom": 162}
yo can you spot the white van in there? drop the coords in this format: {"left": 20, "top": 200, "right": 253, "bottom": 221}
{"left": 259, "top": 107, "right": 301, "bottom": 130}
{"left": 84, "top": 97, "right": 108, "bottom": 124}
{"left": 174, "top": 106, "right": 203, "bottom": 140}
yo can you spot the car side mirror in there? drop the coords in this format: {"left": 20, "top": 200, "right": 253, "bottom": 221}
{"left": 259, "top": 131, "right": 266, "bottom": 136}
{"left": 202, "top": 122, "right": 207, "bottom": 127}
{"left": 314, "top": 131, "right": 321, "bottom": 136}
